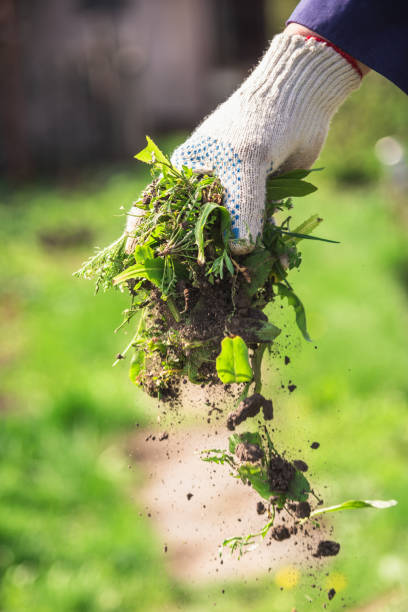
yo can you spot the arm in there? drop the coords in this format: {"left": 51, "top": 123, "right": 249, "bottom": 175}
{"left": 287, "top": 0, "right": 408, "bottom": 93}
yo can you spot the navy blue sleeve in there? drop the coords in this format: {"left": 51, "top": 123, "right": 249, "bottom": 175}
{"left": 287, "top": 0, "right": 408, "bottom": 94}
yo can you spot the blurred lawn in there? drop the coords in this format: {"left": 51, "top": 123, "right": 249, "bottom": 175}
{"left": 1, "top": 118, "right": 408, "bottom": 611}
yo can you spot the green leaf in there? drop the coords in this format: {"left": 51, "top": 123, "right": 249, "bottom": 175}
{"left": 208, "top": 251, "right": 234, "bottom": 279}
{"left": 311, "top": 499, "right": 397, "bottom": 518}
{"left": 216, "top": 336, "right": 253, "bottom": 384}
{"left": 200, "top": 449, "right": 235, "bottom": 467}
{"left": 277, "top": 215, "right": 339, "bottom": 245}
{"left": 228, "top": 434, "right": 241, "bottom": 454}
{"left": 260, "top": 518, "right": 275, "bottom": 538}
{"left": 286, "top": 471, "right": 311, "bottom": 502}
{"left": 254, "top": 320, "right": 282, "bottom": 342}
{"left": 133, "top": 244, "right": 155, "bottom": 264}
{"left": 238, "top": 464, "right": 272, "bottom": 500}
{"left": 275, "top": 168, "right": 323, "bottom": 180}
{"left": 277, "top": 283, "right": 311, "bottom": 342}
{"left": 224, "top": 253, "right": 235, "bottom": 276}
{"left": 129, "top": 351, "right": 145, "bottom": 384}
{"left": 229, "top": 432, "right": 264, "bottom": 454}
{"left": 277, "top": 229, "right": 339, "bottom": 244}
{"left": 134, "top": 136, "right": 169, "bottom": 166}
{"left": 195, "top": 203, "right": 231, "bottom": 265}
{"left": 266, "top": 177, "right": 317, "bottom": 200}
{"left": 281, "top": 214, "right": 324, "bottom": 246}
{"left": 242, "top": 249, "right": 275, "bottom": 296}
{"left": 239, "top": 432, "right": 264, "bottom": 447}
{"left": 113, "top": 259, "right": 165, "bottom": 288}
{"left": 291, "top": 214, "right": 323, "bottom": 237}
{"left": 186, "top": 346, "right": 209, "bottom": 383}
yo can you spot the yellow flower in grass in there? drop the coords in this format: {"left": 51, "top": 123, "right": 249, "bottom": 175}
{"left": 325, "top": 572, "right": 347, "bottom": 592}
{"left": 275, "top": 565, "right": 300, "bottom": 589}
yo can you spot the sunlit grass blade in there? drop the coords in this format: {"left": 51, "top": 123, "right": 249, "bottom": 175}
{"left": 311, "top": 499, "right": 397, "bottom": 518}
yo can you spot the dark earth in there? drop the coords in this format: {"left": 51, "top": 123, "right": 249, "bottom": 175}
{"left": 271, "top": 525, "right": 291, "bottom": 541}
{"left": 328, "top": 588, "right": 336, "bottom": 600}
{"left": 268, "top": 455, "right": 296, "bottom": 493}
{"left": 235, "top": 441, "right": 264, "bottom": 463}
{"left": 314, "top": 540, "right": 341, "bottom": 557}
{"left": 227, "top": 393, "right": 273, "bottom": 431}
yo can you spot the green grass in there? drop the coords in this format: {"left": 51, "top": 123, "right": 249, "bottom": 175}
{"left": 0, "top": 170, "right": 183, "bottom": 611}
{"left": 1, "top": 141, "right": 408, "bottom": 610}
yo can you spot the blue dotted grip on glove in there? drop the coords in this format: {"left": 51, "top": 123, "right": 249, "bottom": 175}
{"left": 172, "top": 136, "right": 243, "bottom": 239}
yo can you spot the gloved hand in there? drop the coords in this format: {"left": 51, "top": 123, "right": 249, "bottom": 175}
{"left": 170, "top": 32, "right": 361, "bottom": 254}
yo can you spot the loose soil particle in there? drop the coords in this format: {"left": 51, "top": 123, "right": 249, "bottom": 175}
{"left": 256, "top": 501, "right": 266, "bottom": 515}
{"left": 293, "top": 459, "right": 308, "bottom": 472}
{"left": 268, "top": 455, "right": 296, "bottom": 493}
{"left": 226, "top": 393, "right": 273, "bottom": 431}
{"left": 295, "top": 501, "right": 311, "bottom": 519}
{"left": 314, "top": 540, "right": 340, "bottom": 557}
{"left": 311, "top": 441, "right": 320, "bottom": 449}
{"left": 328, "top": 588, "right": 336, "bottom": 600}
{"left": 271, "top": 525, "right": 291, "bottom": 541}
{"left": 235, "top": 441, "right": 264, "bottom": 463}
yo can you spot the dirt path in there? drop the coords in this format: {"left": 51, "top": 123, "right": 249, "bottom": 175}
{"left": 128, "top": 425, "right": 323, "bottom": 583}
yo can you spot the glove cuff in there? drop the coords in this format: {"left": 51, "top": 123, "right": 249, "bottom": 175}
{"left": 237, "top": 32, "right": 361, "bottom": 124}
{"left": 302, "top": 35, "right": 363, "bottom": 79}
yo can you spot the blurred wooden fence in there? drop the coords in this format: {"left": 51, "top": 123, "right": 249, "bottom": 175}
{"left": 0, "top": 0, "right": 269, "bottom": 177}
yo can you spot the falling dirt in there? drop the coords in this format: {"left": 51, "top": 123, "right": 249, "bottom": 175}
{"left": 226, "top": 393, "right": 273, "bottom": 431}
{"left": 314, "top": 540, "right": 341, "bottom": 558}
{"left": 268, "top": 455, "right": 296, "bottom": 493}
{"left": 271, "top": 525, "right": 291, "bottom": 541}
{"left": 235, "top": 440, "right": 264, "bottom": 463}
{"left": 293, "top": 459, "right": 308, "bottom": 472}
{"left": 256, "top": 501, "right": 266, "bottom": 515}
{"left": 294, "top": 501, "right": 311, "bottom": 519}
{"left": 328, "top": 587, "right": 336, "bottom": 600}
{"left": 128, "top": 426, "right": 329, "bottom": 583}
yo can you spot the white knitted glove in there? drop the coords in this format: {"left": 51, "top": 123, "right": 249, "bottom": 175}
{"left": 170, "top": 32, "right": 361, "bottom": 254}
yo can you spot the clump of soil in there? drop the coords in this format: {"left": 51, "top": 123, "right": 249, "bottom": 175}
{"left": 268, "top": 455, "right": 296, "bottom": 493}
{"left": 328, "top": 588, "right": 336, "bottom": 600}
{"left": 311, "top": 441, "right": 320, "bottom": 449}
{"left": 256, "top": 501, "right": 266, "bottom": 515}
{"left": 235, "top": 441, "right": 264, "bottom": 463}
{"left": 271, "top": 525, "right": 290, "bottom": 541}
{"left": 227, "top": 393, "right": 273, "bottom": 431}
{"left": 135, "top": 271, "right": 275, "bottom": 403}
{"left": 293, "top": 459, "right": 308, "bottom": 472}
{"left": 314, "top": 540, "right": 340, "bottom": 557}
{"left": 294, "top": 501, "right": 311, "bottom": 519}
